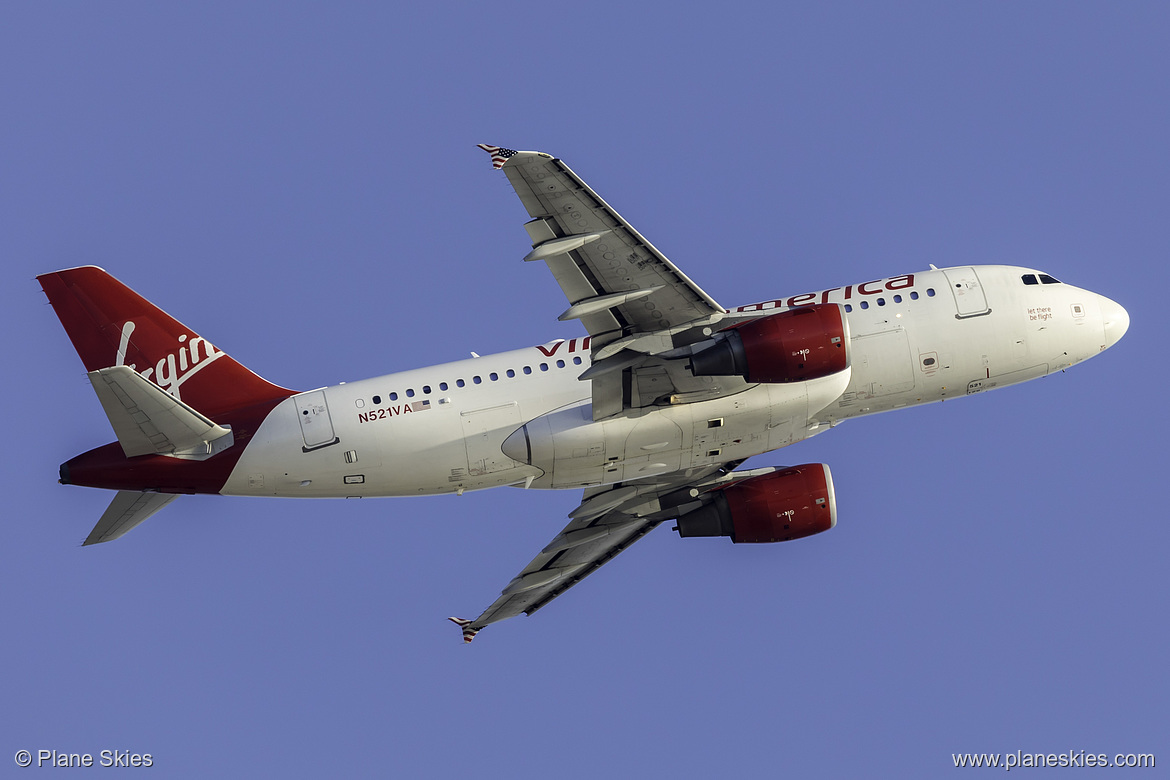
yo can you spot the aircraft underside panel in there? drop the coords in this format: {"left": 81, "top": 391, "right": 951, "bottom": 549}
{"left": 462, "top": 403, "right": 524, "bottom": 476}
{"left": 852, "top": 330, "right": 916, "bottom": 397}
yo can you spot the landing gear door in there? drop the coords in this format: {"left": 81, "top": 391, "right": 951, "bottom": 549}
{"left": 943, "top": 267, "right": 991, "bottom": 319}
{"left": 294, "top": 390, "right": 339, "bottom": 451}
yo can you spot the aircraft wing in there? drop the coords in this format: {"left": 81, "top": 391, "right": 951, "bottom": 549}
{"left": 449, "top": 510, "right": 663, "bottom": 643}
{"left": 449, "top": 462, "right": 774, "bottom": 643}
{"left": 480, "top": 146, "right": 737, "bottom": 418}
{"left": 481, "top": 146, "right": 725, "bottom": 340}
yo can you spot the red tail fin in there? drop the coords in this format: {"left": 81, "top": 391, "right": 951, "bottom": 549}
{"left": 39, "top": 266, "right": 294, "bottom": 417}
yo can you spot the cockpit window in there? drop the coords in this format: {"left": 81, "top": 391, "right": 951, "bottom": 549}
{"left": 1038, "top": 274, "right": 1061, "bottom": 284}
{"left": 1022, "top": 274, "right": 1038, "bottom": 285}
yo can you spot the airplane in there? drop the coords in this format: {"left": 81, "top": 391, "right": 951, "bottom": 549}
{"left": 39, "top": 146, "right": 1130, "bottom": 643}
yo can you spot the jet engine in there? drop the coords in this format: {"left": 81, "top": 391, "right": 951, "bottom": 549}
{"left": 689, "top": 304, "right": 848, "bottom": 383}
{"left": 675, "top": 464, "right": 837, "bottom": 543}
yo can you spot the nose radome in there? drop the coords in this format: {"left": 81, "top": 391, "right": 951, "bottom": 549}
{"left": 1100, "top": 295, "right": 1130, "bottom": 349}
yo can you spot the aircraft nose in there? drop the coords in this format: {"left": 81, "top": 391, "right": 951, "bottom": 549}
{"left": 1100, "top": 295, "right": 1129, "bottom": 349}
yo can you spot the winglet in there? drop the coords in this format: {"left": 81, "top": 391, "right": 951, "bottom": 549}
{"left": 476, "top": 144, "right": 518, "bottom": 169}
{"left": 447, "top": 617, "right": 480, "bottom": 644}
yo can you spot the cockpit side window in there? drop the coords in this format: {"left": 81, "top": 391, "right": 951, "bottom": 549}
{"left": 1022, "top": 274, "right": 1038, "bottom": 285}
{"left": 1038, "top": 274, "right": 1061, "bottom": 284}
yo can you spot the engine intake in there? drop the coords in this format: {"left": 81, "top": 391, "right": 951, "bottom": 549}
{"left": 689, "top": 304, "right": 848, "bottom": 383}
{"left": 675, "top": 464, "right": 837, "bottom": 543}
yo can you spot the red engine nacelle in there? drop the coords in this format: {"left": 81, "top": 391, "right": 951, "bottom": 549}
{"left": 689, "top": 304, "right": 848, "bottom": 383}
{"left": 674, "top": 464, "right": 837, "bottom": 543}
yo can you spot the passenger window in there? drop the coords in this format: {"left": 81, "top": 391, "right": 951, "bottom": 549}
{"left": 406, "top": 389, "right": 415, "bottom": 398}
{"left": 573, "top": 357, "right": 582, "bottom": 365}
{"left": 389, "top": 392, "right": 398, "bottom": 401}
{"left": 556, "top": 359, "right": 565, "bottom": 368}
{"left": 423, "top": 385, "right": 431, "bottom": 394}
{"left": 506, "top": 369, "right": 515, "bottom": 378}
{"left": 927, "top": 288, "right": 936, "bottom": 297}
{"left": 876, "top": 297, "right": 885, "bottom": 306}
{"left": 540, "top": 363, "right": 549, "bottom": 371}
{"left": 372, "top": 395, "right": 381, "bottom": 405}
{"left": 1022, "top": 274, "right": 1038, "bottom": 285}
{"left": 523, "top": 366, "right": 532, "bottom": 375}
{"left": 860, "top": 300, "right": 869, "bottom": 309}
{"left": 490, "top": 372, "right": 499, "bottom": 381}
{"left": 439, "top": 382, "right": 448, "bottom": 391}
{"left": 910, "top": 291, "right": 919, "bottom": 300}
{"left": 456, "top": 379, "right": 465, "bottom": 388}
{"left": 473, "top": 376, "right": 482, "bottom": 384}
{"left": 893, "top": 294, "right": 902, "bottom": 303}
{"left": 844, "top": 304, "right": 853, "bottom": 312}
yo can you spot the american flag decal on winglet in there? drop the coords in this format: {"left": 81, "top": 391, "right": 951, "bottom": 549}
{"left": 448, "top": 617, "right": 479, "bottom": 644}
{"left": 477, "top": 144, "right": 517, "bottom": 169}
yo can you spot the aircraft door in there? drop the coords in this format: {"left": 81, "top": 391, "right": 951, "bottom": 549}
{"left": 294, "top": 390, "right": 339, "bottom": 451}
{"left": 943, "top": 267, "right": 991, "bottom": 318}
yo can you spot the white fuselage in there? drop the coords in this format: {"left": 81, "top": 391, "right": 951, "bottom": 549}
{"left": 221, "top": 265, "right": 1124, "bottom": 499}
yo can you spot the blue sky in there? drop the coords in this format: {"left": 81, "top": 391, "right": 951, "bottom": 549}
{"left": 2, "top": 3, "right": 1166, "bottom": 777}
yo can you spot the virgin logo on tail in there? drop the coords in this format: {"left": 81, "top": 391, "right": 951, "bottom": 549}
{"left": 114, "top": 321, "right": 225, "bottom": 401}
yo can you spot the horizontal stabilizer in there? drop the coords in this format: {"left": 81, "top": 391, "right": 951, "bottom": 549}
{"left": 89, "top": 366, "right": 234, "bottom": 460}
{"left": 84, "top": 491, "right": 178, "bottom": 545}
